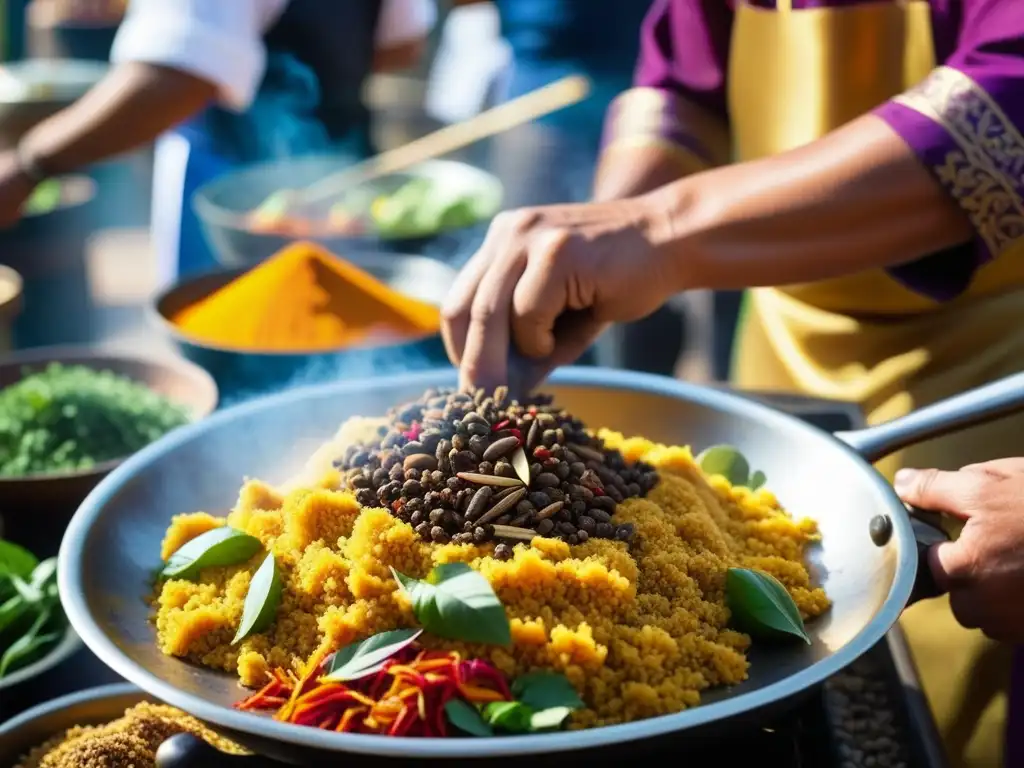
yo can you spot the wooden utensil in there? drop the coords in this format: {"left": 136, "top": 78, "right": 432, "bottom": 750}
{"left": 287, "top": 75, "right": 591, "bottom": 213}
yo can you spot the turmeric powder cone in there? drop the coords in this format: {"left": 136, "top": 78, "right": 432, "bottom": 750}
{"left": 172, "top": 243, "right": 441, "bottom": 352}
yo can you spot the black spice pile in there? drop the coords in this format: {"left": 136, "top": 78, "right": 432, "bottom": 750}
{"left": 334, "top": 387, "right": 658, "bottom": 558}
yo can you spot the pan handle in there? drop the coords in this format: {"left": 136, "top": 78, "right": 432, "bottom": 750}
{"left": 907, "top": 507, "right": 949, "bottom": 605}
{"left": 835, "top": 370, "right": 1024, "bottom": 463}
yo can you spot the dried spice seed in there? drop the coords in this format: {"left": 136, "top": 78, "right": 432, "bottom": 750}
{"left": 536, "top": 502, "right": 563, "bottom": 521}
{"left": 476, "top": 488, "right": 528, "bottom": 526}
{"left": 335, "top": 387, "right": 657, "bottom": 546}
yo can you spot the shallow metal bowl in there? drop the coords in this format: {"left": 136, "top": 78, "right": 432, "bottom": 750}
{"left": 147, "top": 253, "right": 457, "bottom": 401}
{"left": 0, "top": 346, "right": 219, "bottom": 513}
{"left": 58, "top": 367, "right": 922, "bottom": 763}
{"left": 0, "top": 683, "right": 149, "bottom": 766}
{"left": 193, "top": 157, "right": 503, "bottom": 267}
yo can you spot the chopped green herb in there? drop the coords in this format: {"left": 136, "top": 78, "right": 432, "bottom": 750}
{"left": 391, "top": 563, "right": 511, "bottom": 646}
{"left": 726, "top": 567, "right": 810, "bottom": 644}
{"left": 233, "top": 553, "right": 282, "bottom": 645}
{"left": 0, "top": 363, "right": 191, "bottom": 478}
{"left": 161, "top": 527, "right": 263, "bottom": 582}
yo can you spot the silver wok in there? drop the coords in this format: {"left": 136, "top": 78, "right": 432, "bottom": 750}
{"left": 57, "top": 367, "right": 1024, "bottom": 764}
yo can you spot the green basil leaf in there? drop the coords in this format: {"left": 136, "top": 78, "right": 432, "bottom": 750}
{"left": 0, "top": 539, "right": 38, "bottom": 580}
{"left": 323, "top": 628, "right": 422, "bottom": 682}
{"left": 162, "top": 527, "right": 263, "bottom": 582}
{"left": 0, "top": 606, "right": 59, "bottom": 677}
{"left": 530, "top": 706, "right": 576, "bottom": 731}
{"left": 512, "top": 672, "right": 584, "bottom": 711}
{"left": 392, "top": 564, "right": 511, "bottom": 646}
{"left": 696, "top": 445, "right": 750, "bottom": 486}
{"left": 749, "top": 470, "right": 767, "bottom": 491}
{"left": 726, "top": 568, "right": 810, "bottom": 644}
{"left": 445, "top": 699, "right": 493, "bottom": 737}
{"left": 233, "top": 554, "right": 282, "bottom": 645}
{"left": 483, "top": 701, "right": 532, "bottom": 733}
{"left": 0, "top": 594, "right": 28, "bottom": 636}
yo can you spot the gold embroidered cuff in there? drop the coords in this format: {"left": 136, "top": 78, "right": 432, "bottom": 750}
{"left": 885, "top": 66, "right": 1024, "bottom": 259}
{"left": 601, "top": 87, "right": 732, "bottom": 169}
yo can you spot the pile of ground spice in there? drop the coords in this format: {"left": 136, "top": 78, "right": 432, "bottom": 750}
{"left": 14, "top": 702, "right": 246, "bottom": 768}
{"left": 332, "top": 387, "right": 658, "bottom": 553}
{"left": 171, "top": 241, "right": 440, "bottom": 352}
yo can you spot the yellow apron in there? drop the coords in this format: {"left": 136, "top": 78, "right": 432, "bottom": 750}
{"left": 727, "top": 2, "right": 1024, "bottom": 766}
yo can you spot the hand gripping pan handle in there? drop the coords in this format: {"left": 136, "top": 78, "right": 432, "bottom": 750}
{"left": 835, "top": 369, "right": 1024, "bottom": 604}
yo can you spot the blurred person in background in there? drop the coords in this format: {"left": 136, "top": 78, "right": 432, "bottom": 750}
{"left": 0, "top": 0, "right": 436, "bottom": 285}
{"left": 440, "top": 0, "right": 1024, "bottom": 765}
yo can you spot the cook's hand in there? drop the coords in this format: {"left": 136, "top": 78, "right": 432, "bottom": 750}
{"left": 895, "top": 459, "right": 1024, "bottom": 642}
{"left": 0, "top": 151, "right": 35, "bottom": 230}
{"left": 441, "top": 197, "right": 676, "bottom": 391}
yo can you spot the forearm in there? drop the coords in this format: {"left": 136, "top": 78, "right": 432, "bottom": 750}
{"left": 19, "top": 62, "right": 216, "bottom": 176}
{"left": 592, "top": 143, "right": 706, "bottom": 202}
{"left": 653, "top": 114, "right": 975, "bottom": 290}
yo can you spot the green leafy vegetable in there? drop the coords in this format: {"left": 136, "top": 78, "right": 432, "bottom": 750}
{"left": 444, "top": 699, "right": 494, "bottom": 737}
{"left": 726, "top": 568, "right": 810, "bottom": 644}
{"left": 0, "top": 539, "right": 37, "bottom": 580}
{"left": 0, "top": 606, "right": 61, "bottom": 676}
{"left": 161, "top": 527, "right": 263, "bottom": 582}
{"left": 0, "top": 543, "right": 66, "bottom": 680}
{"left": 696, "top": 445, "right": 767, "bottom": 490}
{"left": 12, "top": 557, "right": 58, "bottom": 604}
{"left": 483, "top": 701, "right": 532, "bottom": 732}
{"left": 391, "top": 563, "right": 511, "bottom": 646}
{"left": 0, "top": 594, "right": 29, "bottom": 636}
{"left": 233, "top": 553, "right": 282, "bottom": 645}
{"left": 323, "top": 628, "right": 422, "bottom": 682}
{"left": 0, "top": 362, "right": 191, "bottom": 478}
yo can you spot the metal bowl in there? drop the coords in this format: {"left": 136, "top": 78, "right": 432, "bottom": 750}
{"left": 0, "top": 59, "right": 108, "bottom": 150}
{"left": 192, "top": 156, "right": 502, "bottom": 268}
{"left": 0, "top": 683, "right": 150, "bottom": 766}
{"left": 147, "top": 253, "right": 457, "bottom": 402}
{"left": 0, "top": 346, "right": 219, "bottom": 513}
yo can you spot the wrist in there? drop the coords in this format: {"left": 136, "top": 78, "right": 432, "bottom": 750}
{"left": 637, "top": 177, "right": 714, "bottom": 292}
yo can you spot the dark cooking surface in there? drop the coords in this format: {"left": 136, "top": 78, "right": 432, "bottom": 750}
{"left": 2, "top": 391, "right": 945, "bottom": 767}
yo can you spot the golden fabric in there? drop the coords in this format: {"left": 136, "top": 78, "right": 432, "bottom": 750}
{"left": 723, "top": 3, "right": 1024, "bottom": 767}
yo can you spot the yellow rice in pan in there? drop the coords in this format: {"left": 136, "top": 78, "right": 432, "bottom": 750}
{"left": 153, "top": 421, "right": 829, "bottom": 728}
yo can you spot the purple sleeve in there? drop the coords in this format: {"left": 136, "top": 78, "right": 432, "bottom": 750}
{"left": 601, "top": 0, "right": 733, "bottom": 168}
{"left": 873, "top": 0, "right": 1024, "bottom": 301}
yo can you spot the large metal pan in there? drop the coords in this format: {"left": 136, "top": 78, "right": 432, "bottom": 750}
{"left": 57, "top": 367, "right": 1024, "bottom": 765}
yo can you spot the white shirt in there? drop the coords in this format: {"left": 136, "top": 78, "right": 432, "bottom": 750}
{"left": 110, "top": 0, "right": 436, "bottom": 112}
